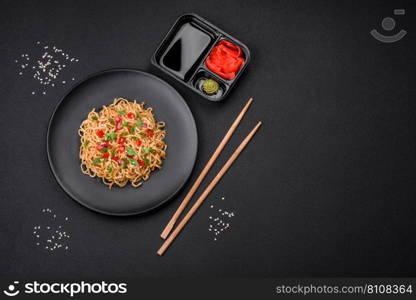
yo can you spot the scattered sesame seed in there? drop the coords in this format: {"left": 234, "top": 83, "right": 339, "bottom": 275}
{"left": 34, "top": 210, "right": 71, "bottom": 252}
{"left": 15, "top": 42, "right": 79, "bottom": 95}
{"left": 208, "top": 203, "right": 235, "bottom": 241}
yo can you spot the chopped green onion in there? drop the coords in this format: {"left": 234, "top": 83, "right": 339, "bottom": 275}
{"left": 107, "top": 166, "right": 113, "bottom": 173}
{"left": 108, "top": 118, "right": 115, "bottom": 125}
{"left": 130, "top": 159, "right": 138, "bottom": 166}
{"left": 122, "top": 122, "right": 129, "bottom": 127}
{"left": 143, "top": 158, "right": 150, "bottom": 166}
{"left": 83, "top": 140, "right": 90, "bottom": 147}
{"left": 130, "top": 126, "right": 135, "bottom": 134}
{"left": 105, "top": 132, "right": 117, "bottom": 141}
{"left": 118, "top": 110, "right": 126, "bottom": 115}
{"left": 92, "top": 158, "right": 101, "bottom": 165}
{"left": 130, "top": 136, "right": 137, "bottom": 140}
{"left": 126, "top": 147, "right": 136, "bottom": 156}
{"left": 100, "top": 147, "right": 107, "bottom": 153}
{"left": 91, "top": 116, "right": 98, "bottom": 121}
{"left": 137, "top": 118, "right": 143, "bottom": 129}
{"left": 141, "top": 148, "right": 155, "bottom": 154}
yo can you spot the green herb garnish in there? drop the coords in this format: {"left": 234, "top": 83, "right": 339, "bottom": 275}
{"left": 141, "top": 148, "right": 155, "bottom": 154}
{"left": 92, "top": 158, "right": 101, "bottom": 165}
{"left": 100, "top": 147, "right": 108, "bottom": 153}
{"left": 126, "top": 147, "right": 136, "bottom": 156}
{"left": 108, "top": 118, "right": 115, "bottom": 125}
{"left": 107, "top": 166, "right": 113, "bottom": 173}
{"left": 105, "top": 132, "right": 117, "bottom": 141}
{"left": 118, "top": 110, "right": 126, "bottom": 115}
{"left": 143, "top": 158, "right": 150, "bottom": 166}
{"left": 137, "top": 118, "right": 143, "bottom": 129}
{"left": 83, "top": 140, "right": 90, "bottom": 147}
{"left": 91, "top": 116, "right": 98, "bottom": 121}
{"left": 122, "top": 122, "right": 129, "bottom": 127}
{"left": 110, "top": 148, "right": 116, "bottom": 157}
{"left": 130, "top": 159, "right": 138, "bottom": 166}
{"left": 130, "top": 126, "right": 135, "bottom": 134}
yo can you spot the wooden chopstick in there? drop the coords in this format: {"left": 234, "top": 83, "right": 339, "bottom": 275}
{"left": 157, "top": 121, "right": 262, "bottom": 256}
{"left": 160, "top": 98, "right": 254, "bottom": 239}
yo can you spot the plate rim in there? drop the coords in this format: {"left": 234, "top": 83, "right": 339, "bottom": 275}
{"left": 46, "top": 68, "right": 198, "bottom": 216}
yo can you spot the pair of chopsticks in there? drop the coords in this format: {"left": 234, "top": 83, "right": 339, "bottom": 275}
{"left": 157, "top": 98, "right": 261, "bottom": 255}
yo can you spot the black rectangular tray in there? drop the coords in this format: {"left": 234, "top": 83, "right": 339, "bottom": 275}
{"left": 151, "top": 13, "right": 251, "bottom": 101}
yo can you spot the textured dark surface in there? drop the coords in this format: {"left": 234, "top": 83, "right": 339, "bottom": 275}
{"left": 0, "top": 0, "right": 415, "bottom": 278}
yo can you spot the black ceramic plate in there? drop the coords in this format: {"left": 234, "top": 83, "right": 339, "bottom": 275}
{"left": 47, "top": 69, "right": 198, "bottom": 216}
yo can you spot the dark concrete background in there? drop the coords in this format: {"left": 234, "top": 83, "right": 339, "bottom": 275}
{"left": 0, "top": 0, "right": 415, "bottom": 278}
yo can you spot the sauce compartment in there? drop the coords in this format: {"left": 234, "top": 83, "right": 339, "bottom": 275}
{"left": 151, "top": 13, "right": 250, "bottom": 101}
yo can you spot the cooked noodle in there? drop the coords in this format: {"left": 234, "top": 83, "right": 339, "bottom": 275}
{"left": 78, "top": 98, "right": 167, "bottom": 188}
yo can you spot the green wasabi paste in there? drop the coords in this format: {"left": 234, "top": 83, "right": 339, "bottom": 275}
{"left": 202, "top": 78, "right": 220, "bottom": 95}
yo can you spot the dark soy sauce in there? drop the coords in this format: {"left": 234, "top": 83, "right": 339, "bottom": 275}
{"left": 162, "top": 22, "right": 212, "bottom": 81}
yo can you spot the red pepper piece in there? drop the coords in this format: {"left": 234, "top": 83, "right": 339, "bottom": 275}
{"left": 114, "top": 116, "right": 121, "bottom": 123}
{"left": 111, "top": 156, "right": 120, "bottom": 161}
{"left": 138, "top": 160, "right": 145, "bottom": 167}
{"left": 127, "top": 112, "right": 134, "bottom": 119}
{"left": 117, "top": 137, "right": 126, "bottom": 144}
{"left": 146, "top": 129, "right": 154, "bottom": 137}
{"left": 117, "top": 146, "right": 125, "bottom": 153}
{"left": 96, "top": 144, "right": 104, "bottom": 151}
{"left": 135, "top": 139, "right": 142, "bottom": 147}
{"left": 96, "top": 130, "right": 104, "bottom": 138}
{"left": 115, "top": 122, "right": 123, "bottom": 131}
{"left": 102, "top": 152, "right": 110, "bottom": 159}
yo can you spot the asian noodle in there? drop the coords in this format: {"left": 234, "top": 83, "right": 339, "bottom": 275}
{"left": 78, "top": 98, "right": 167, "bottom": 188}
